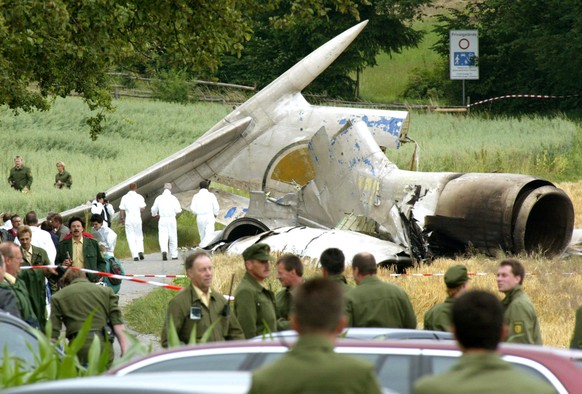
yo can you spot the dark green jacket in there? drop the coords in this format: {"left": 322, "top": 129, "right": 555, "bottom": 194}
{"left": 249, "top": 334, "right": 383, "bottom": 394}
{"left": 0, "top": 286, "right": 20, "bottom": 317}
{"left": 328, "top": 274, "right": 350, "bottom": 291}
{"left": 0, "top": 277, "right": 38, "bottom": 328}
{"left": 8, "top": 165, "right": 32, "bottom": 190}
{"left": 161, "top": 284, "right": 244, "bottom": 347}
{"left": 20, "top": 245, "right": 50, "bottom": 331}
{"left": 571, "top": 305, "right": 582, "bottom": 349}
{"left": 414, "top": 352, "right": 554, "bottom": 394}
{"left": 54, "top": 170, "right": 72, "bottom": 188}
{"left": 423, "top": 297, "right": 454, "bottom": 332}
{"left": 275, "top": 287, "right": 292, "bottom": 331}
{"left": 501, "top": 285, "right": 542, "bottom": 345}
{"left": 55, "top": 236, "right": 106, "bottom": 282}
{"left": 346, "top": 275, "right": 416, "bottom": 329}
{"left": 234, "top": 272, "right": 276, "bottom": 339}
{"left": 50, "top": 277, "right": 123, "bottom": 365}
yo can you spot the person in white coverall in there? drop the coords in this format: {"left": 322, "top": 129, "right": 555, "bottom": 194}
{"left": 91, "top": 192, "right": 115, "bottom": 228}
{"left": 119, "top": 182, "right": 146, "bottom": 261}
{"left": 151, "top": 183, "right": 182, "bottom": 260}
{"left": 190, "top": 179, "right": 219, "bottom": 246}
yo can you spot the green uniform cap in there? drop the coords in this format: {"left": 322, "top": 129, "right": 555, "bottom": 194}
{"left": 243, "top": 243, "right": 275, "bottom": 262}
{"left": 445, "top": 265, "right": 469, "bottom": 288}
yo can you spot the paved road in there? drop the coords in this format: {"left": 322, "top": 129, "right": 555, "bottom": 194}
{"left": 115, "top": 251, "right": 186, "bottom": 354}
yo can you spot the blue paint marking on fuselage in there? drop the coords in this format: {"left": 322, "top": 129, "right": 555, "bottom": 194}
{"left": 225, "top": 207, "right": 237, "bottom": 219}
{"left": 363, "top": 158, "right": 375, "bottom": 176}
{"left": 336, "top": 115, "right": 404, "bottom": 137}
{"left": 361, "top": 115, "right": 404, "bottom": 136}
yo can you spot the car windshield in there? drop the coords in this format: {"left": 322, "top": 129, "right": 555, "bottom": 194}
{"left": 0, "top": 320, "right": 39, "bottom": 368}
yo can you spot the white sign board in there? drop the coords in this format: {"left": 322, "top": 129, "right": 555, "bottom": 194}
{"left": 450, "top": 30, "right": 479, "bottom": 80}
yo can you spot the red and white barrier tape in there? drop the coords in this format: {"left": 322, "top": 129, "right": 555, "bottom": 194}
{"left": 21, "top": 265, "right": 183, "bottom": 291}
{"left": 382, "top": 272, "right": 489, "bottom": 278}
{"left": 468, "top": 93, "right": 580, "bottom": 107}
{"left": 23, "top": 265, "right": 579, "bottom": 283}
{"left": 123, "top": 274, "right": 186, "bottom": 278}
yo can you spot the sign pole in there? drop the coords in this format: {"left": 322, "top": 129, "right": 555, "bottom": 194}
{"left": 450, "top": 30, "right": 479, "bottom": 106}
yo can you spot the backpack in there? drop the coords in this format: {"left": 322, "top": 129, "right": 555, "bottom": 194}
{"left": 107, "top": 256, "right": 124, "bottom": 286}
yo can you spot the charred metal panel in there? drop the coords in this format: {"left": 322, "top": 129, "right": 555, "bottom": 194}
{"left": 425, "top": 175, "right": 574, "bottom": 256}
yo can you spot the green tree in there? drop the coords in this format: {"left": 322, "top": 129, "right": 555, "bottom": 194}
{"left": 430, "top": 0, "right": 582, "bottom": 111}
{"left": 0, "top": 0, "right": 365, "bottom": 138}
{"left": 217, "top": 0, "right": 431, "bottom": 99}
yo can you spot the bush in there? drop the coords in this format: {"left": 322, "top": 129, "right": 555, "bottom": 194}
{"left": 151, "top": 70, "right": 190, "bottom": 104}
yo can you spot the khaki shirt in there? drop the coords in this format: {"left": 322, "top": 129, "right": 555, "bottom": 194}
{"left": 55, "top": 236, "right": 106, "bottom": 282}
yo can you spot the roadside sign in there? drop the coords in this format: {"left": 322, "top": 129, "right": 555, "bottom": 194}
{"left": 450, "top": 30, "right": 479, "bottom": 80}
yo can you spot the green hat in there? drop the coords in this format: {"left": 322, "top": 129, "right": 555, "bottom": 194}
{"left": 445, "top": 265, "right": 469, "bottom": 288}
{"left": 242, "top": 243, "right": 275, "bottom": 262}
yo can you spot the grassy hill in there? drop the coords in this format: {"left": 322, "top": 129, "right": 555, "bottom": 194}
{"left": 358, "top": 21, "right": 442, "bottom": 103}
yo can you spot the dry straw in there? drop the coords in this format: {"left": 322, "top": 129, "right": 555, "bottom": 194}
{"left": 209, "top": 242, "right": 582, "bottom": 349}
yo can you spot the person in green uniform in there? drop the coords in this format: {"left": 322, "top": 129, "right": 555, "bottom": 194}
{"left": 570, "top": 305, "right": 582, "bottom": 349}
{"left": 8, "top": 156, "right": 33, "bottom": 192}
{"left": 497, "top": 259, "right": 542, "bottom": 344}
{"left": 0, "top": 252, "right": 21, "bottom": 317}
{"left": 54, "top": 161, "right": 72, "bottom": 189}
{"left": 50, "top": 268, "right": 127, "bottom": 367}
{"left": 0, "top": 242, "right": 38, "bottom": 327}
{"left": 17, "top": 225, "right": 53, "bottom": 332}
{"left": 161, "top": 250, "right": 244, "bottom": 347}
{"left": 424, "top": 264, "right": 469, "bottom": 332}
{"left": 346, "top": 252, "right": 416, "bottom": 328}
{"left": 414, "top": 290, "right": 554, "bottom": 394}
{"left": 249, "top": 277, "right": 383, "bottom": 394}
{"left": 319, "top": 247, "right": 350, "bottom": 290}
{"left": 55, "top": 216, "right": 106, "bottom": 283}
{"left": 234, "top": 243, "right": 277, "bottom": 339}
{"left": 274, "top": 254, "right": 304, "bottom": 330}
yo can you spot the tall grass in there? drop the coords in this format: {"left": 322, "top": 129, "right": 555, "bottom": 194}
{"left": 0, "top": 97, "right": 231, "bottom": 216}
{"left": 392, "top": 112, "right": 580, "bottom": 182}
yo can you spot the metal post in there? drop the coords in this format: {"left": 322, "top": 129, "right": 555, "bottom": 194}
{"left": 462, "top": 80, "right": 466, "bottom": 106}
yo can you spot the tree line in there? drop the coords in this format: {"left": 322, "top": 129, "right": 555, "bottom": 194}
{"left": 0, "top": 0, "right": 579, "bottom": 139}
